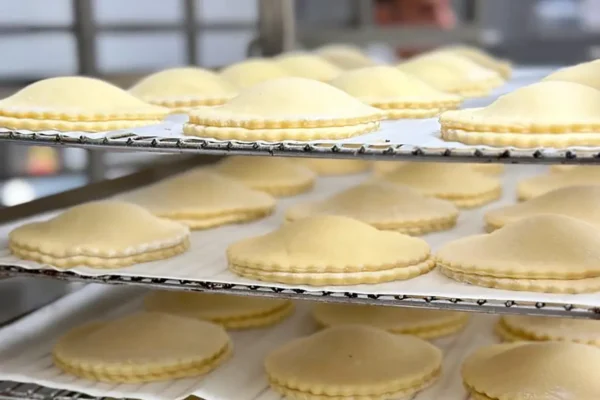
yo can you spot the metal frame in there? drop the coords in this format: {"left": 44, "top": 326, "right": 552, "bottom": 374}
{"left": 1, "top": 131, "right": 599, "bottom": 165}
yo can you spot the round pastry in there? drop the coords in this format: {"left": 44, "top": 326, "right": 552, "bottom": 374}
{"left": 497, "top": 315, "right": 600, "bottom": 346}
{"left": 53, "top": 312, "right": 232, "bottom": 383}
{"left": 265, "top": 325, "right": 442, "bottom": 399}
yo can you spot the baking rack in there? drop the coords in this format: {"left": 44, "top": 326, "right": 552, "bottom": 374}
{"left": 1, "top": 68, "right": 600, "bottom": 400}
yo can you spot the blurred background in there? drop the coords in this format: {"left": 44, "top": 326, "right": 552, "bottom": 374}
{"left": 1, "top": 0, "right": 600, "bottom": 206}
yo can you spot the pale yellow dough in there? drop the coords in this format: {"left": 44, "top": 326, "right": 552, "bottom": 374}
{"left": 0, "top": 76, "right": 169, "bottom": 132}
{"left": 550, "top": 165, "right": 577, "bottom": 173}
{"left": 285, "top": 181, "right": 459, "bottom": 235}
{"left": 437, "top": 214, "right": 600, "bottom": 293}
{"left": 53, "top": 312, "right": 231, "bottom": 383}
{"left": 265, "top": 325, "right": 442, "bottom": 400}
{"left": 183, "top": 77, "right": 383, "bottom": 141}
{"left": 274, "top": 52, "right": 342, "bottom": 81}
{"left": 330, "top": 66, "right": 462, "bottom": 119}
{"left": 517, "top": 166, "right": 600, "bottom": 201}
{"left": 444, "top": 45, "right": 512, "bottom": 79}
{"left": 398, "top": 52, "right": 503, "bottom": 97}
{"left": 440, "top": 81, "right": 600, "bottom": 148}
{"left": 543, "top": 60, "right": 600, "bottom": 91}
{"left": 373, "top": 161, "right": 503, "bottom": 177}
{"left": 312, "top": 303, "right": 469, "bottom": 339}
{"left": 497, "top": 315, "right": 600, "bottom": 346}
{"left": 214, "top": 156, "right": 316, "bottom": 197}
{"left": 117, "top": 169, "right": 276, "bottom": 229}
{"left": 380, "top": 162, "right": 502, "bottom": 208}
{"left": 315, "top": 44, "right": 376, "bottom": 69}
{"left": 462, "top": 342, "right": 600, "bottom": 400}
{"left": 144, "top": 291, "right": 294, "bottom": 329}
{"left": 129, "top": 67, "right": 238, "bottom": 111}
{"left": 486, "top": 185, "right": 600, "bottom": 231}
{"left": 9, "top": 201, "right": 190, "bottom": 269}
{"left": 227, "top": 215, "right": 434, "bottom": 286}
{"left": 294, "top": 158, "right": 370, "bottom": 176}
{"left": 220, "top": 58, "right": 290, "bottom": 89}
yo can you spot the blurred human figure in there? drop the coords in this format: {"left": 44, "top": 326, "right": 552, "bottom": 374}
{"left": 374, "top": 0, "right": 457, "bottom": 57}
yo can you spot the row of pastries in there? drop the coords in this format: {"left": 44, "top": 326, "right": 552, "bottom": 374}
{"left": 8, "top": 156, "right": 600, "bottom": 295}
{"left": 0, "top": 44, "right": 506, "bottom": 136}
{"left": 48, "top": 287, "right": 600, "bottom": 399}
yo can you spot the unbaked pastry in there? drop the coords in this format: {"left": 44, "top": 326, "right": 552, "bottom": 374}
{"left": 9, "top": 201, "right": 189, "bottom": 269}
{"left": 220, "top": 58, "right": 290, "bottom": 89}
{"left": 274, "top": 52, "right": 342, "bottom": 81}
{"left": 445, "top": 45, "right": 512, "bottom": 79}
{"left": 440, "top": 81, "right": 600, "bottom": 148}
{"left": 227, "top": 215, "right": 434, "bottom": 286}
{"left": 144, "top": 291, "right": 293, "bottom": 329}
{"left": 550, "top": 165, "right": 577, "bottom": 173}
{"left": 117, "top": 169, "right": 276, "bottom": 229}
{"left": 213, "top": 156, "right": 316, "bottom": 197}
{"left": 53, "top": 312, "right": 231, "bottom": 383}
{"left": 183, "top": 77, "right": 383, "bottom": 141}
{"left": 294, "top": 158, "right": 370, "bottom": 176}
{"left": 517, "top": 166, "right": 600, "bottom": 201}
{"left": 315, "top": 44, "right": 376, "bottom": 69}
{"left": 330, "top": 66, "right": 462, "bottom": 119}
{"left": 373, "top": 161, "right": 503, "bottom": 177}
{"left": 129, "top": 67, "right": 237, "bottom": 111}
{"left": 398, "top": 52, "right": 503, "bottom": 97}
{"left": 0, "top": 76, "right": 168, "bottom": 132}
{"left": 496, "top": 315, "right": 600, "bottom": 346}
{"left": 462, "top": 342, "right": 600, "bottom": 400}
{"left": 543, "top": 60, "right": 600, "bottom": 91}
{"left": 380, "top": 162, "right": 502, "bottom": 208}
{"left": 437, "top": 214, "right": 600, "bottom": 293}
{"left": 312, "top": 303, "right": 469, "bottom": 339}
{"left": 265, "top": 325, "right": 442, "bottom": 399}
{"left": 485, "top": 185, "right": 600, "bottom": 231}
{"left": 285, "top": 181, "right": 459, "bottom": 235}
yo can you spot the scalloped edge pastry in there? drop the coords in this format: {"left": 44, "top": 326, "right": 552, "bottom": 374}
{"left": 485, "top": 185, "right": 600, "bottom": 231}
{"left": 380, "top": 163, "right": 502, "bottom": 208}
{"left": 398, "top": 52, "right": 503, "bottom": 98}
{"left": 462, "top": 342, "right": 600, "bottom": 400}
{"left": 312, "top": 303, "right": 469, "bottom": 339}
{"left": 220, "top": 58, "right": 291, "bottom": 89}
{"left": 0, "top": 76, "right": 169, "bottom": 132}
{"left": 117, "top": 169, "right": 276, "bottom": 229}
{"left": 543, "top": 60, "right": 600, "bottom": 91}
{"left": 227, "top": 215, "right": 434, "bottom": 286}
{"left": 517, "top": 166, "right": 600, "bottom": 201}
{"left": 129, "top": 67, "right": 238, "bottom": 111}
{"left": 441, "top": 81, "right": 600, "bottom": 148}
{"left": 315, "top": 44, "right": 376, "bottom": 69}
{"left": 144, "top": 291, "right": 294, "bottom": 329}
{"left": 213, "top": 156, "right": 316, "bottom": 197}
{"left": 437, "top": 214, "right": 600, "bottom": 293}
{"left": 496, "top": 315, "right": 600, "bottom": 346}
{"left": 265, "top": 325, "right": 442, "bottom": 400}
{"left": 445, "top": 45, "right": 512, "bottom": 79}
{"left": 9, "top": 201, "right": 190, "bottom": 269}
{"left": 274, "top": 52, "right": 342, "bottom": 81}
{"left": 53, "top": 312, "right": 231, "bottom": 383}
{"left": 183, "top": 77, "right": 383, "bottom": 141}
{"left": 330, "top": 66, "right": 462, "bottom": 119}
{"left": 285, "top": 181, "right": 459, "bottom": 235}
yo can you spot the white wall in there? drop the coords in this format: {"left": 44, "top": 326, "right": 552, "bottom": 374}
{"left": 0, "top": 0, "right": 258, "bottom": 79}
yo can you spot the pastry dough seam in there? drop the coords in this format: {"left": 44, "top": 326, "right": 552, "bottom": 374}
{"left": 188, "top": 112, "right": 382, "bottom": 129}
{"left": 230, "top": 258, "right": 435, "bottom": 285}
{"left": 183, "top": 121, "right": 380, "bottom": 141}
{"left": 10, "top": 239, "right": 189, "bottom": 269}
{"left": 0, "top": 116, "right": 164, "bottom": 133}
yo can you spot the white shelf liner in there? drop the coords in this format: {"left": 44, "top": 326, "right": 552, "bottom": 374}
{"left": 2, "top": 165, "right": 600, "bottom": 310}
{"left": 0, "top": 284, "right": 497, "bottom": 400}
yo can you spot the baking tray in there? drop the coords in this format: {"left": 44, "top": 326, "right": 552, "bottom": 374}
{"left": 3, "top": 67, "right": 600, "bottom": 165}
{"left": 0, "top": 283, "right": 498, "bottom": 400}
{"left": 1, "top": 163, "right": 599, "bottom": 318}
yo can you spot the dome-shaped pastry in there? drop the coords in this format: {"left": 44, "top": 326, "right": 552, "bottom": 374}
{"left": 220, "top": 58, "right": 290, "bottom": 89}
